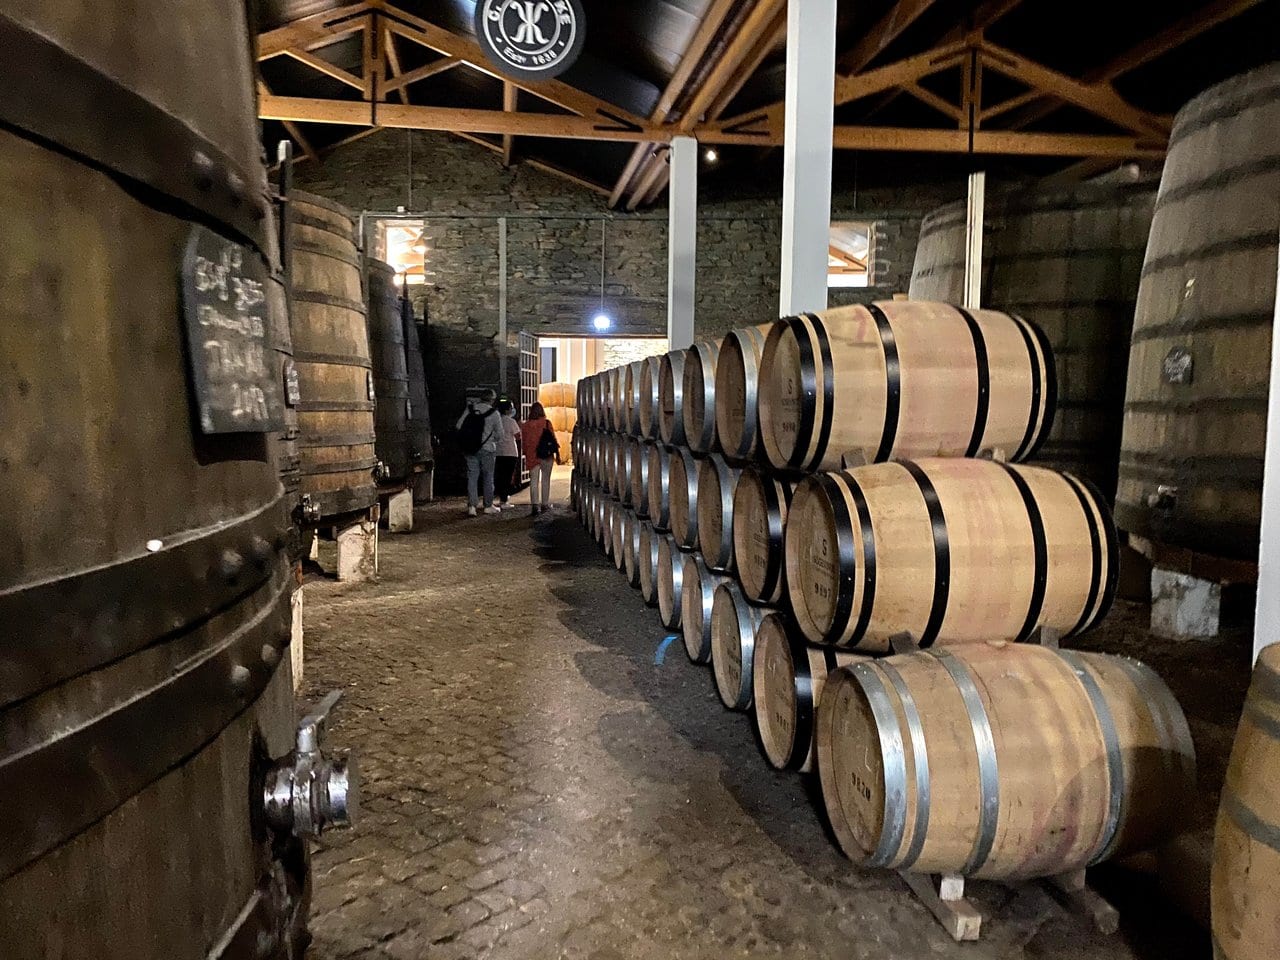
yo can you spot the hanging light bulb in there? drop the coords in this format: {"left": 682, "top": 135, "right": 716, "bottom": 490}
{"left": 593, "top": 314, "right": 611, "bottom": 331}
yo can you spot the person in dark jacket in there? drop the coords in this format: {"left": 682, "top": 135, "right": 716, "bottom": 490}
{"left": 455, "top": 390, "right": 501, "bottom": 516}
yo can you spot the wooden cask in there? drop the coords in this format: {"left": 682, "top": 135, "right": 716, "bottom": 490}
{"left": 1117, "top": 64, "right": 1280, "bottom": 561}
{"left": 715, "top": 323, "right": 775, "bottom": 463}
{"left": 630, "top": 438, "right": 652, "bottom": 518}
{"left": 710, "top": 582, "right": 769, "bottom": 710}
{"left": 365, "top": 258, "right": 412, "bottom": 485}
{"left": 818, "top": 643, "right": 1195, "bottom": 879}
{"left": 658, "top": 350, "right": 689, "bottom": 446}
{"left": 539, "top": 381, "right": 575, "bottom": 408}
{"left": 910, "top": 181, "right": 1156, "bottom": 497}
{"left": 681, "top": 553, "right": 731, "bottom": 664}
{"left": 1213, "top": 643, "right": 1280, "bottom": 960}
{"left": 402, "top": 296, "right": 432, "bottom": 473}
{"left": 733, "top": 467, "right": 794, "bottom": 604}
{"left": 612, "top": 507, "right": 628, "bottom": 571}
{"left": 759, "top": 302, "right": 1055, "bottom": 472}
{"left": 637, "top": 520, "right": 661, "bottom": 606}
{"left": 753, "top": 612, "right": 866, "bottom": 771}
{"left": 637, "top": 356, "right": 663, "bottom": 440}
{"left": 682, "top": 339, "right": 722, "bottom": 454}
{"left": 622, "top": 360, "right": 645, "bottom": 435}
{"left": 786, "top": 458, "right": 1116, "bottom": 650}
{"left": 600, "top": 500, "right": 614, "bottom": 557}
{"left": 647, "top": 442, "right": 674, "bottom": 531}
{"left": 621, "top": 510, "right": 643, "bottom": 588}
{"left": 656, "top": 535, "right": 686, "bottom": 630}
{"left": 614, "top": 436, "right": 633, "bottom": 507}
{"left": 667, "top": 446, "right": 701, "bottom": 550}
{"left": 609, "top": 365, "right": 629, "bottom": 433}
{"left": 697, "top": 454, "right": 742, "bottom": 572}
{"left": 584, "top": 374, "right": 600, "bottom": 428}
{"left": 600, "top": 367, "right": 616, "bottom": 432}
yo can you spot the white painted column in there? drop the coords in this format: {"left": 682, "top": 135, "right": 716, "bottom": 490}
{"left": 1253, "top": 235, "right": 1280, "bottom": 663}
{"left": 963, "top": 171, "right": 986, "bottom": 309}
{"left": 498, "top": 216, "right": 509, "bottom": 391}
{"left": 667, "top": 135, "right": 698, "bottom": 350}
{"left": 779, "top": 0, "right": 837, "bottom": 317}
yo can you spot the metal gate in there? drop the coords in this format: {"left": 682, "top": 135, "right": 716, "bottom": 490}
{"left": 518, "top": 331, "right": 538, "bottom": 484}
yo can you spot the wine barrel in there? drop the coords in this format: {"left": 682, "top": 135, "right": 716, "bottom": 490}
{"left": 607, "top": 366, "right": 626, "bottom": 433}
{"left": 637, "top": 521, "right": 661, "bottom": 606}
{"left": 630, "top": 438, "right": 652, "bottom": 518}
{"left": 637, "top": 356, "right": 663, "bottom": 440}
{"left": 402, "top": 294, "right": 433, "bottom": 472}
{"left": 600, "top": 500, "right": 614, "bottom": 557}
{"left": 658, "top": 350, "right": 689, "bottom": 446}
{"left": 759, "top": 302, "right": 1055, "bottom": 473}
{"left": 682, "top": 339, "right": 721, "bottom": 454}
{"left": 786, "top": 458, "right": 1117, "bottom": 650}
{"left": 600, "top": 434, "right": 616, "bottom": 497}
{"left": 818, "top": 643, "right": 1195, "bottom": 879}
{"left": 1213, "top": 643, "right": 1280, "bottom": 960}
{"left": 909, "top": 182, "right": 1157, "bottom": 496}
{"left": 696, "top": 454, "right": 742, "bottom": 573}
{"left": 0, "top": 2, "right": 317, "bottom": 953}
{"left": 611, "top": 506, "right": 627, "bottom": 571}
{"left": 753, "top": 613, "right": 865, "bottom": 771}
{"left": 1117, "top": 64, "right": 1280, "bottom": 561}
{"left": 265, "top": 206, "right": 302, "bottom": 527}
{"left": 710, "top": 581, "right": 769, "bottom": 709}
{"left": 582, "top": 374, "right": 597, "bottom": 428}
{"left": 681, "top": 553, "right": 731, "bottom": 664}
{"left": 656, "top": 535, "right": 686, "bottom": 630}
{"left": 611, "top": 436, "right": 630, "bottom": 506}
{"left": 291, "top": 191, "right": 378, "bottom": 521}
{"left": 621, "top": 511, "right": 643, "bottom": 588}
{"left": 538, "top": 381, "right": 574, "bottom": 408}
{"left": 365, "top": 259, "right": 412, "bottom": 485}
{"left": 622, "top": 360, "right": 645, "bottom": 435}
{"left": 667, "top": 446, "right": 701, "bottom": 550}
{"left": 733, "top": 468, "right": 794, "bottom": 604}
{"left": 647, "top": 443, "right": 674, "bottom": 531}
{"left": 715, "top": 324, "right": 774, "bottom": 463}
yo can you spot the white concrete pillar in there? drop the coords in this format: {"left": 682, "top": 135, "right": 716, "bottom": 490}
{"left": 779, "top": 0, "right": 837, "bottom": 317}
{"left": 387, "top": 488, "right": 414, "bottom": 533}
{"left": 336, "top": 518, "right": 378, "bottom": 582}
{"left": 1254, "top": 231, "right": 1280, "bottom": 663}
{"left": 667, "top": 135, "right": 698, "bottom": 350}
{"left": 963, "top": 171, "right": 986, "bottom": 309}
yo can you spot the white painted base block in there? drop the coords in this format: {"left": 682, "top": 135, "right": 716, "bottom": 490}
{"left": 1150, "top": 569, "right": 1221, "bottom": 640}
{"left": 290, "top": 587, "right": 304, "bottom": 692}
{"left": 337, "top": 519, "right": 378, "bottom": 582}
{"left": 309, "top": 534, "right": 320, "bottom": 561}
{"left": 387, "top": 489, "right": 414, "bottom": 533}
{"left": 414, "top": 465, "right": 435, "bottom": 505}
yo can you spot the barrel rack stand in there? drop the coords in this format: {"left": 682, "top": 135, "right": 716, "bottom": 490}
{"left": 887, "top": 628, "right": 1121, "bottom": 942}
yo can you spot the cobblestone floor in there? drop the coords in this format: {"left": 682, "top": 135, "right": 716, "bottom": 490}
{"left": 299, "top": 468, "right": 1234, "bottom": 960}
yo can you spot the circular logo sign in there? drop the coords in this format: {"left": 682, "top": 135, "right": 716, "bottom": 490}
{"left": 474, "top": 0, "right": 586, "bottom": 81}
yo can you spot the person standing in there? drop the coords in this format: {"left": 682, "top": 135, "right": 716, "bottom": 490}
{"left": 520, "top": 402, "right": 560, "bottom": 516}
{"left": 455, "top": 389, "right": 502, "bottom": 516}
{"left": 494, "top": 399, "right": 521, "bottom": 509}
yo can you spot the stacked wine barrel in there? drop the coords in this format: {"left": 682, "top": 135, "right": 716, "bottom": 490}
{"left": 541, "top": 381, "right": 577, "bottom": 464}
{"left": 573, "top": 299, "right": 1195, "bottom": 894}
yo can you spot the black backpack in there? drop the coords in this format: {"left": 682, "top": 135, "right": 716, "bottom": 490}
{"left": 536, "top": 423, "right": 560, "bottom": 460}
{"left": 458, "top": 409, "right": 488, "bottom": 454}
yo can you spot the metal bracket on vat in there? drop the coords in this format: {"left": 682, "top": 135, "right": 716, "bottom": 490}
{"left": 261, "top": 689, "right": 358, "bottom": 839}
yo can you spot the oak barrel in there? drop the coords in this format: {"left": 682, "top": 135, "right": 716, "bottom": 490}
{"left": 611, "top": 505, "right": 627, "bottom": 571}
{"left": 609, "top": 365, "right": 629, "bottom": 433}
{"left": 656, "top": 535, "right": 687, "bottom": 630}
{"left": 623, "top": 360, "right": 645, "bottom": 435}
{"left": 818, "top": 643, "right": 1195, "bottom": 879}
{"left": 1116, "top": 64, "right": 1280, "bottom": 560}
{"left": 637, "top": 356, "right": 663, "bottom": 440}
{"left": 910, "top": 182, "right": 1156, "bottom": 496}
{"left": 637, "top": 521, "right": 661, "bottom": 606}
{"left": 759, "top": 302, "right": 1055, "bottom": 472}
{"left": 715, "top": 323, "right": 774, "bottom": 463}
{"left": 732, "top": 468, "right": 795, "bottom": 605}
{"left": 291, "top": 191, "right": 377, "bottom": 521}
{"left": 752, "top": 613, "right": 865, "bottom": 772}
{"left": 1212, "top": 643, "right": 1280, "bottom": 960}
{"left": 401, "top": 293, "right": 433, "bottom": 473}
{"left": 365, "top": 259, "right": 412, "bottom": 485}
{"left": 630, "top": 438, "right": 652, "bottom": 518}
{"left": 667, "top": 446, "right": 701, "bottom": 550}
{"left": 613, "top": 435, "right": 633, "bottom": 506}
{"left": 265, "top": 204, "right": 302, "bottom": 526}
{"left": 621, "top": 510, "right": 643, "bottom": 588}
{"left": 696, "top": 454, "right": 742, "bottom": 573}
{"left": 710, "top": 581, "right": 769, "bottom": 710}
{"left": 0, "top": 2, "right": 311, "bottom": 953}
{"left": 647, "top": 443, "right": 674, "bottom": 531}
{"left": 658, "top": 350, "right": 689, "bottom": 446}
{"left": 682, "top": 339, "right": 722, "bottom": 454}
{"left": 681, "top": 553, "right": 731, "bottom": 664}
{"left": 786, "top": 458, "right": 1117, "bottom": 650}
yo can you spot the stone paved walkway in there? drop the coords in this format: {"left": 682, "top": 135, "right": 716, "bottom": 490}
{"left": 299, "top": 469, "right": 1214, "bottom": 960}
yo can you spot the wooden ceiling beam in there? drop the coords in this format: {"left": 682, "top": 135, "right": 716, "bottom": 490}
{"left": 381, "top": 55, "right": 460, "bottom": 94}
{"left": 257, "top": 3, "right": 371, "bottom": 59}
{"left": 258, "top": 81, "right": 319, "bottom": 164}
{"left": 905, "top": 81, "right": 966, "bottom": 123}
{"left": 502, "top": 82, "right": 518, "bottom": 167}
{"left": 706, "top": 9, "right": 787, "bottom": 119}
{"left": 451, "top": 131, "right": 611, "bottom": 196}
{"left": 278, "top": 44, "right": 368, "bottom": 91}
{"left": 839, "top": 0, "right": 939, "bottom": 74}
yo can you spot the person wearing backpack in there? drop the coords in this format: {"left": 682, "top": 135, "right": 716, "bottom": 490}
{"left": 455, "top": 389, "right": 502, "bottom": 516}
{"left": 520, "top": 401, "right": 560, "bottom": 516}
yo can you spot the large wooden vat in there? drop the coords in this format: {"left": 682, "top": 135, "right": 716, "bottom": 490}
{"left": 910, "top": 182, "right": 1156, "bottom": 496}
{"left": 732, "top": 468, "right": 794, "bottom": 605}
{"left": 786, "top": 458, "right": 1116, "bottom": 649}
{"left": 759, "top": 303, "right": 1055, "bottom": 472}
{"left": 365, "top": 259, "right": 411, "bottom": 485}
{"left": 1212, "top": 643, "right": 1280, "bottom": 960}
{"left": 681, "top": 553, "right": 730, "bottom": 664}
{"left": 682, "top": 340, "right": 721, "bottom": 454}
{"left": 0, "top": 2, "right": 314, "bottom": 955}
{"left": 818, "top": 643, "right": 1195, "bottom": 879}
{"left": 290, "top": 191, "right": 377, "bottom": 522}
{"left": 402, "top": 294, "right": 433, "bottom": 473}
{"left": 715, "top": 324, "right": 774, "bottom": 463}
{"left": 710, "top": 581, "right": 769, "bottom": 710}
{"left": 752, "top": 612, "right": 865, "bottom": 772}
{"left": 1116, "top": 64, "right": 1280, "bottom": 560}
{"left": 266, "top": 205, "right": 302, "bottom": 521}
